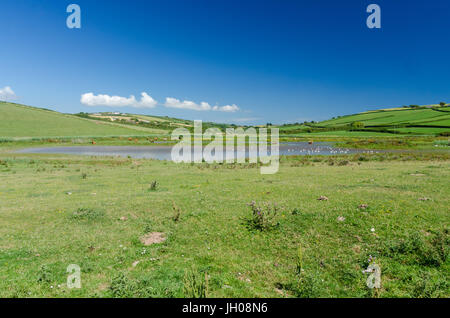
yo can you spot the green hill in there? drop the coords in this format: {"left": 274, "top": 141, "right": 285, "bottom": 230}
{"left": 0, "top": 102, "right": 168, "bottom": 139}
{"left": 77, "top": 112, "right": 231, "bottom": 131}
{"left": 2, "top": 101, "right": 450, "bottom": 139}
{"left": 279, "top": 105, "right": 450, "bottom": 136}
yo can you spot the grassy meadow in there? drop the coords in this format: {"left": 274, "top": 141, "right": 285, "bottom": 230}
{"left": 0, "top": 153, "right": 449, "bottom": 298}
{"left": 0, "top": 102, "right": 449, "bottom": 298}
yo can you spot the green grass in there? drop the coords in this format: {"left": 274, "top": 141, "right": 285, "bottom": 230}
{"left": 0, "top": 101, "right": 449, "bottom": 298}
{"left": 0, "top": 153, "right": 448, "bottom": 297}
{"left": 290, "top": 131, "right": 402, "bottom": 137}
{"left": 424, "top": 118, "right": 450, "bottom": 127}
{"left": 0, "top": 102, "right": 166, "bottom": 138}
{"left": 319, "top": 108, "right": 450, "bottom": 127}
{"left": 3, "top": 101, "right": 449, "bottom": 140}
{"left": 279, "top": 106, "right": 450, "bottom": 137}
{"left": 391, "top": 127, "right": 450, "bottom": 134}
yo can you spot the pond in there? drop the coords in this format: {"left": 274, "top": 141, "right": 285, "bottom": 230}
{"left": 17, "top": 142, "right": 376, "bottom": 160}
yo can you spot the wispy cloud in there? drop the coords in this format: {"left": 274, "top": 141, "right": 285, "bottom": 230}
{"left": 0, "top": 86, "right": 17, "bottom": 101}
{"left": 81, "top": 92, "right": 157, "bottom": 108}
{"left": 164, "top": 97, "right": 239, "bottom": 112}
{"left": 231, "top": 117, "right": 262, "bottom": 123}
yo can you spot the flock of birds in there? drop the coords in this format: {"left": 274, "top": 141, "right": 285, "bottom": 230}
{"left": 282, "top": 144, "right": 379, "bottom": 156}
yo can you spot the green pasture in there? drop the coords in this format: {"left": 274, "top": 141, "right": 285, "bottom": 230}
{"left": 0, "top": 152, "right": 448, "bottom": 298}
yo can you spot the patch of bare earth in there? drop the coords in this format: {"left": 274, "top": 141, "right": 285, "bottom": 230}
{"left": 140, "top": 232, "right": 166, "bottom": 245}
{"left": 98, "top": 282, "right": 109, "bottom": 291}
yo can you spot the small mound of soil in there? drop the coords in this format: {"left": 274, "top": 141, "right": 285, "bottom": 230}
{"left": 140, "top": 232, "right": 166, "bottom": 245}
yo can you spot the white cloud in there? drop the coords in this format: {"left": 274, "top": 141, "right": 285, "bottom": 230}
{"left": 164, "top": 98, "right": 211, "bottom": 111}
{"left": 164, "top": 97, "right": 239, "bottom": 112}
{"left": 80, "top": 92, "right": 157, "bottom": 108}
{"left": 231, "top": 117, "right": 262, "bottom": 123}
{"left": 0, "top": 86, "right": 17, "bottom": 100}
{"left": 138, "top": 92, "right": 158, "bottom": 108}
{"left": 80, "top": 91, "right": 239, "bottom": 112}
{"left": 214, "top": 104, "right": 239, "bottom": 112}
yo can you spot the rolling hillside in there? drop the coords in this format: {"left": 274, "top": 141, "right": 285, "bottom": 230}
{"left": 2, "top": 101, "right": 449, "bottom": 139}
{"left": 78, "top": 112, "right": 231, "bottom": 131}
{"left": 0, "top": 102, "right": 168, "bottom": 138}
{"left": 279, "top": 105, "right": 450, "bottom": 136}
{"left": 0, "top": 102, "right": 231, "bottom": 139}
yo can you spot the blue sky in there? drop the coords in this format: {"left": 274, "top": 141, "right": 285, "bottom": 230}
{"left": 1, "top": 0, "right": 449, "bottom": 124}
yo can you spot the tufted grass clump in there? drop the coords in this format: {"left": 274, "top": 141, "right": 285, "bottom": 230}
{"left": 245, "top": 201, "right": 280, "bottom": 231}
{"left": 37, "top": 264, "right": 53, "bottom": 283}
{"left": 71, "top": 208, "right": 105, "bottom": 221}
{"left": 383, "top": 229, "right": 449, "bottom": 267}
{"left": 172, "top": 202, "right": 182, "bottom": 222}
{"left": 149, "top": 180, "right": 158, "bottom": 191}
{"left": 296, "top": 245, "right": 303, "bottom": 276}
{"left": 108, "top": 272, "right": 136, "bottom": 298}
{"left": 183, "top": 269, "right": 208, "bottom": 298}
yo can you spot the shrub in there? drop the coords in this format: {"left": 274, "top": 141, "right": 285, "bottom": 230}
{"left": 245, "top": 201, "right": 280, "bottom": 231}
{"left": 357, "top": 155, "right": 369, "bottom": 162}
{"left": 350, "top": 121, "right": 365, "bottom": 129}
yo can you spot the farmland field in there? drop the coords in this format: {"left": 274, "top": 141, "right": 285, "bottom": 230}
{"left": 279, "top": 106, "right": 450, "bottom": 137}
{"left": 318, "top": 108, "right": 449, "bottom": 127}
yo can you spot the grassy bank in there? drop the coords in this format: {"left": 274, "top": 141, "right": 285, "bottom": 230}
{"left": 0, "top": 153, "right": 448, "bottom": 297}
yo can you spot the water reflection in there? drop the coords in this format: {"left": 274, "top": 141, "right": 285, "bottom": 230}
{"left": 17, "top": 142, "right": 377, "bottom": 160}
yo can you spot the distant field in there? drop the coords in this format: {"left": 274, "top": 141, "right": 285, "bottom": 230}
{"left": 318, "top": 108, "right": 449, "bottom": 127}
{"left": 391, "top": 127, "right": 450, "bottom": 134}
{"left": 421, "top": 118, "right": 450, "bottom": 127}
{"left": 279, "top": 107, "right": 450, "bottom": 137}
{"left": 0, "top": 103, "right": 166, "bottom": 138}
{"left": 285, "top": 131, "right": 402, "bottom": 137}
{"left": 133, "top": 114, "right": 191, "bottom": 125}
